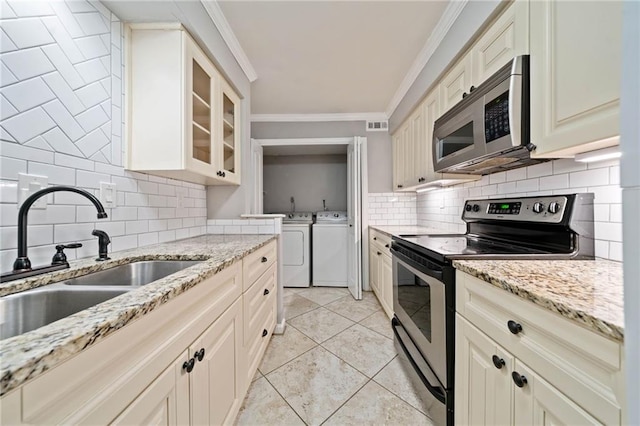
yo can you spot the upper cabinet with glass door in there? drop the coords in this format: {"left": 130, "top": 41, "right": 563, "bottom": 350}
{"left": 127, "top": 24, "right": 241, "bottom": 185}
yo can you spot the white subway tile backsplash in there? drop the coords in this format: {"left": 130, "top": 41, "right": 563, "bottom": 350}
{"left": 54, "top": 222, "right": 95, "bottom": 243}
{"left": 138, "top": 232, "right": 158, "bottom": 247}
{"left": 158, "top": 230, "right": 176, "bottom": 243}
{"left": 28, "top": 162, "right": 75, "bottom": 185}
{"left": 125, "top": 220, "right": 148, "bottom": 235}
{"left": 506, "top": 167, "right": 527, "bottom": 182}
{"left": 539, "top": 174, "right": 569, "bottom": 191}
{"left": 570, "top": 168, "right": 609, "bottom": 187}
{"left": 515, "top": 178, "right": 539, "bottom": 192}
{"left": 111, "top": 234, "right": 137, "bottom": 252}
{"left": 609, "top": 204, "right": 622, "bottom": 222}
{"left": 0, "top": 225, "right": 53, "bottom": 250}
{"left": 553, "top": 158, "right": 587, "bottom": 174}
{"left": 175, "top": 228, "right": 190, "bottom": 240}
{"left": 0, "top": 156, "right": 27, "bottom": 179}
{"left": 1, "top": 107, "right": 56, "bottom": 143}
{"left": 76, "top": 170, "right": 109, "bottom": 189}
{"left": 1, "top": 77, "right": 55, "bottom": 112}
{"left": 609, "top": 242, "right": 623, "bottom": 261}
{"left": 595, "top": 222, "right": 623, "bottom": 242}
{"left": 54, "top": 152, "right": 94, "bottom": 171}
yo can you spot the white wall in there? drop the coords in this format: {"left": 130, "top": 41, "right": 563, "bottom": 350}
{"left": 251, "top": 121, "right": 393, "bottom": 193}
{"left": 621, "top": 0, "right": 640, "bottom": 422}
{"left": 263, "top": 154, "right": 347, "bottom": 213}
{"left": 0, "top": 1, "right": 207, "bottom": 273}
{"left": 416, "top": 158, "right": 622, "bottom": 261}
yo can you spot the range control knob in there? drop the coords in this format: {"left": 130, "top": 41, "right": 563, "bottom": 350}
{"left": 548, "top": 202, "right": 560, "bottom": 214}
{"left": 465, "top": 204, "right": 472, "bottom": 212}
{"left": 334, "top": 213, "right": 339, "bottom": 218}
{"left": 532, "top": 202, "right": 544, "bottom": 214}
{"left": 472, "top": 204, "right": 480, "bottom": 212}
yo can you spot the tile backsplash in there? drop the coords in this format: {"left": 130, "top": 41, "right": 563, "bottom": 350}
{"left": 416, "top": 158, "right": 622, "bottom": 261}
{"left": 368, "top": 192, "right": 417, "bottom": 226}
{"left": 0, "top": 1, "right": 207, "bottom": 273}
{"left": 207, "top": 218, "right": 282, "bottom": 235}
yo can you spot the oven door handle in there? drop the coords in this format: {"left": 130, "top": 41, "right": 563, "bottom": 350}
{"left": 390, "top": 247, "right": 443, "bottom": 281}
{"left": 392, "top": 317, "right": 446, "bottom": 404}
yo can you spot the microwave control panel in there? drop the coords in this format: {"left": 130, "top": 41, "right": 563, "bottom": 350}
{"left": 484, "top": 91, "right": 510, "bottom": 143}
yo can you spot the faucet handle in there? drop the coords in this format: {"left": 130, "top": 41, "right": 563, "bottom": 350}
{"left": 52, "top": 243, "right": 83, "bottom": 266}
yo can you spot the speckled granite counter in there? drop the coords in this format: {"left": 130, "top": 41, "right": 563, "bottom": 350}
{"left": 0, "top": 234, "right": 276, "bottom": 396}
{"left": 370, "top": 225, "right": 449, "bottom": 237}
{"left": 453, "top": 259, "right": 624, "bottom": 342}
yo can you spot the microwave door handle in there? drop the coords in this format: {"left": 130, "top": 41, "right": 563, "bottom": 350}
{"left": 392, "top": 318, "right": 446, "bottom": 404}
{"left": 509, "top": 57, "right": 523, "bottom": 148}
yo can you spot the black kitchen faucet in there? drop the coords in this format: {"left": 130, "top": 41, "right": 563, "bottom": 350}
{"left": 0, "top": 186, "right": 110, "bottom": 283}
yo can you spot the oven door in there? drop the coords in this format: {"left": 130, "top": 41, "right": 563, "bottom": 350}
{"left": 392, "top": 249, "right": 447, "bottom": 387}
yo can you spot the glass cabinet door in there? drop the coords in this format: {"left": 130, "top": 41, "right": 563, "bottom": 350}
{"left": 219, "top": 80, "right": 240, "bottom": 183}
{"left": 186, "top": 42, "right": 217, "bottom": 175}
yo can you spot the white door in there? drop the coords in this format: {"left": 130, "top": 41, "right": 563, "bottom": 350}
{"left": 347, "top": 137, "right": 363, "bottom": 299}
{"left": 251, "top": 139, "right": 263, "bottom": 214}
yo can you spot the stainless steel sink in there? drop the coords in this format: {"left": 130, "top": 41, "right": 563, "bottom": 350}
{"left": 0, "top": 285, "right": 130, "bottom": 340}
{"left": 0, "top": 260, "right": 202, "bottom": 340}
{"left": 63, "top": 260, "right": 202, "bottom": 287}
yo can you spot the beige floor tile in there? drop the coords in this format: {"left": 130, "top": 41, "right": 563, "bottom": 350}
{"left": 322, "top": 324, "right": 397, "bottom": 378}
{"left": 373, "top": 356, "right": 433, "bottom": 415}
{"left": 324, "top": 295, "right": 381, "bottom": 322}
{"left": 297, "top": 287, "right": 349, "bottom": 306}
{"left": 252, "top": 369, "right": 263, "bottom": 382}
{"left": 284, "top": 293, "right": 320, "bottom": 319}
{"left": 324, "top": 380, "right": 433, "bottom": 426}
{"left": 288, "top": 307, "right": 354, "bottom": 343}
{"left": 361, "top": 290, "right": 381, "bottom": 306}
{"left": 259, "top": 326, "right": 317, "bottom": 374}
{"left": 359, "top": 310, "right": 394, "bottom": 340}
{"left": 235, "top": 377, "right": 304, "bottom": 426}
{"left": 266, "top": 346, "right": 368, "bottom": 426}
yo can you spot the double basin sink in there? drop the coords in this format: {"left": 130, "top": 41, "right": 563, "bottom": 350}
{"left": 0, "top": 260, "right": 202, "bottom": 340}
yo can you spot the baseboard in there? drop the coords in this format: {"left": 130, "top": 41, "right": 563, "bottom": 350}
{"left": 273, "top": 319, "right": 287, "bottom": 335}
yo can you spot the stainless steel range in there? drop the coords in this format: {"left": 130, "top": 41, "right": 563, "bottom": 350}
{"left": 390, "top": 193, "right": 595, "bottom": 426}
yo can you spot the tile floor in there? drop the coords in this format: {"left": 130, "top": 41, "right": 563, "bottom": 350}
{"left": 235, "top": 287, "right": 434, "bottom": 426}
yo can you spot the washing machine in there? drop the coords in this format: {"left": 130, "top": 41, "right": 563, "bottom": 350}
{"left": 282, "top": 212, "right": 313, "bottom": 287}
{"left": 312, "top": 211, "right": 348, "bottom": 287}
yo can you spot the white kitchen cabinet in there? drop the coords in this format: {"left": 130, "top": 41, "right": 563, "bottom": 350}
{"left": 456, "top": 270, "right": 625, "bottom": 425}
{"left": 369, "top": 229, "right": 393, "bottom": 319}
{"left": 0, "top": 242, "right": 279, "bottom": 425}
{"left": 190, "top": 298, "right": 243, "bottom": 425}
{"left": 440, "top": 53, "right": 472, "bottom": 115}
{"left": 529, "top": 1, "right": 622, "bottom": 157}
{"left": 471, "top": 0, "right": 529, "bottom": 86}
{"left": 127, "top": 24, "right": 242, "bottom": 185}
{"left": 111, "top": 351, "right": 190, "bottom": 426}
{"left": 455, "top": 316, "right": 513, "bottom": 426}
{"left": 512, "top": 359, "right": 602, "bottom": 426}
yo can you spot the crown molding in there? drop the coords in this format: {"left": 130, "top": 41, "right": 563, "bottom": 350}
{"left": 251, "top": 112, "right": 388, "bottom": 123}
{"left": 201, "top": 0, "right": 258, "bottom": 83}
{"left": 385, "top": 0, "right": 468, "bottom": 117}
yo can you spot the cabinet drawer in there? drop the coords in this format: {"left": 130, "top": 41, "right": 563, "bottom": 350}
{"left": 456, "top": 271, "right": 623, "bottom": 425}
{"left": 243, "top": 290, "right": 276, "bottom": 388}
{"left": 242, "top": 240, "right": 277, "bottom": 291}
{"left": 243, "top": 262, "right": 276, "bottom": 345}
{"left": 370, "top": 229, "right": 392, "bottom": 257}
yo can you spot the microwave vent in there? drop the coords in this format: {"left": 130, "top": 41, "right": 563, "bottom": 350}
{"left": 366, "top": 121, "right": 388, "bottom": 132}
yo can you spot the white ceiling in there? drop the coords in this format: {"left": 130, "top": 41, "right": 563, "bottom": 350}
{"left": 218, "top": 1, "right": 449, "bottom": 116}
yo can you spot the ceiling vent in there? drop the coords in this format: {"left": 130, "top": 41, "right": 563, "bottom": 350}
{"left": 366, "top": 120, "right": 389, "bottom": 132}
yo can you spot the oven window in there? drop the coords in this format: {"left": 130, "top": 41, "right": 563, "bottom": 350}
{"left": 397, "top": 262, "right": 432, "bottom": 343}
{"left": 439, "top": 121, "right": 474, "bottom": 157}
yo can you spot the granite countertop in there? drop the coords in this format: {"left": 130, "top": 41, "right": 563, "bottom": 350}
{"left": 0, "top": 234, "right": 277, "bottom": 396}
{"left": 453, "top": 259, "right": 624, "bottom": 342}
{"left": 370, "top": 225, "right": 450, "bottom": 237}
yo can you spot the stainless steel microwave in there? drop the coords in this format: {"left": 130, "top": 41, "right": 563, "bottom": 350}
{"left": 433, "top": 55, "right": 547, "bottom": 175}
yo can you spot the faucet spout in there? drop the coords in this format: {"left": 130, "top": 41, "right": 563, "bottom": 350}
{"left": 14, "top": 186, "right": 108, "bottom": 271}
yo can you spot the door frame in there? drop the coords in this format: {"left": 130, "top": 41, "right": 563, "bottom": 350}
{"left": 251, "top": 137, "right": 369, "bottom": 296}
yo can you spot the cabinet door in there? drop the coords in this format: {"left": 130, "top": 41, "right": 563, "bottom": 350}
{"left": 401, "top": 122, "right": 413, "bottom": 189}
{"left": 218, "top": 79, "right": 241, "bottom": 184}
{"left": 530, "top": 1, "right": 622, "bottom": 157}
{"left": 471, "top": 0, "right": 529, "bottom": 85}
{"left": 186, "top": 39, "right": 218, "bottom": 176}
{"left": 190, "top": 298, "right": 243, "bottom": 426}
{"left": 455, "top": 316, "right": 513, "bottom": 426}
{"left": 392, "top": 133, "right": 404, "bottom": 191}
{"left": 111, "top": 352, "right": 190, "bottom": 426}
{"left": 411, "top": 103, "right": 427, "bottom": 186}
{"left": 369, "top": 245, "right": 380, "bottom": 295}
{"left": 422, "top": 88, "right": 440, "bottom": 184}
{"left": 513, "top": 360, "right": 602, "bottom": 425}
{"left": 440, "top": 54, "right": 472, "bottom": 114}
{"left": 380, "top": 254, "right": 393, "bottom": 319}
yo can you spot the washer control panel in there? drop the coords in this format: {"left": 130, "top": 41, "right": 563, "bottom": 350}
{"left": 315, "top": 211, "right": 348, "bottom": 223}
{"left": 462, "top": 196, "right": 569, "bottom": 223}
